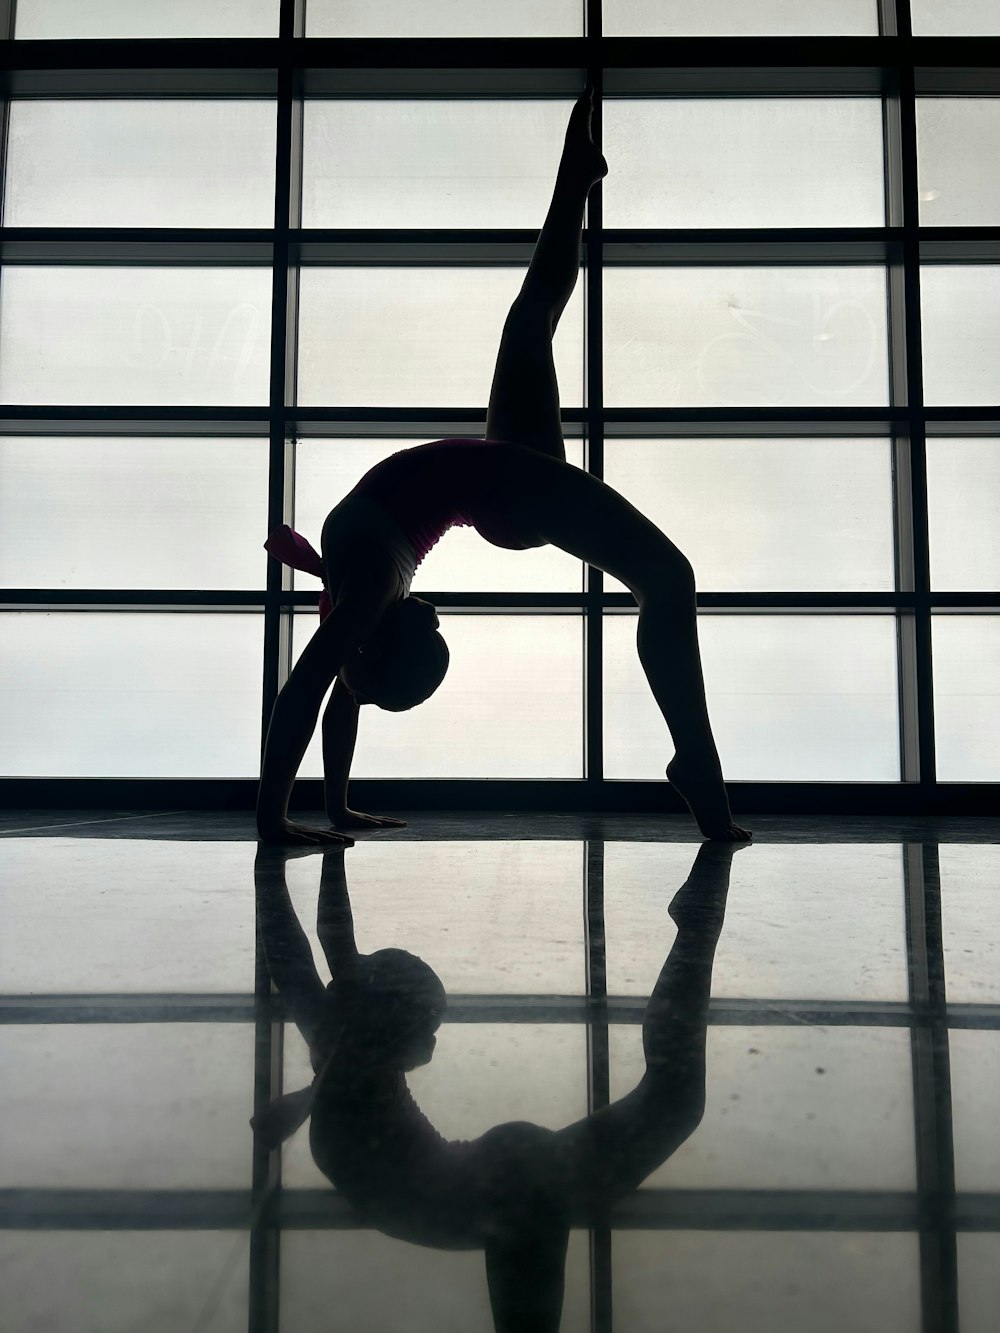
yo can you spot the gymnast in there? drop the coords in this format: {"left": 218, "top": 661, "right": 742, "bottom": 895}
{"left": 253, "top": 839, "right": 743, "bottom": 1332}
{"left": 257, "top": 90, "right": 750, "bottom": 845}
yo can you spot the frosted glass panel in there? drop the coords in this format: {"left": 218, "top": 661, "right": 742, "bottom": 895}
{"left": 0, "top": 1025, "right": 254, "bottom": 1188}
{"left": 613, "top": 1233, "right": 919, "bottom": 1333}
{"left": 283, "top": 1232, "right": 590, "bottom": 1333}
{"left": 4, "top": 101, "right": 276, "bottom": 228}
{"left": 959, "top": 1236, "right": 1000, "bottom": 1333}
{"left": 921, "top": 266, "right": 1000, "bottom": 406}
{"left": 604, "top": 614, "right": 900, "bottom": 780}
{"left": 603, "top": 438, "right": 894, "bottom": 592}
{"left": 939, "top": 845, "right": 1000, "bottom": 1005}
{"left": 306, "top": 0, "right": 581, "bottom": 36}
{"left": 927, "top": 439, "right": 1000, "bottom": 591}
{"left": 604, "top": 842, "right": 908, "bottom": 1001}
{"left": 1, "top": 1233, "right": 249, "bottom": 1333}
{"left": 14, "top": 0, "right": 277, "bottom": 36}
{"left": 0, "top": 267, "right": 271, "bottom": 406}
{"left": 0, "top": 438, "right": 269, "bottom": 590}
{"left": 283, "top": 841, "right": 586, "bottom": 996}
{"left": 298, "top": 268, "right": 583, "bottom": 407}
{"left": 0, "top": 612, "right": 264, "bottom": 777}
{"left": 933, "top": 616, "right": 1000, "bottom": 781}
{"left": 303, "top": 100, "right": 572, "bottom": 229}
{"left": 917, "top": 100, "right": 1000, "bottom": 226}
{"left": 2, "top": 839, "right": 256, "bottom": 994}
{"left": 604, "top": 99, "right": 884, "bottom": 228}
{"left": 294, "top": 613, "right": 582, "bottom": 777}
{"left": 609, "top": 1025, "right": 914, "bottom": 1190}
{"left": 605, "top": 0, "right": 877, "bottom": 34}
{"left": 604, "top": 268, "right": 889, "bottom": 407}
{"left": 911, "top": 1, "right": 1000, "bottom": 35}
{"left": 950, "top": 1031, "right": 1000, "bottom": 1191}
{"left": 294, "top": 439, "right": 583, "bottom": 592}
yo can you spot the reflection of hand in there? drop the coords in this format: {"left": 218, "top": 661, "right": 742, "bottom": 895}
{"left": 257, "top": 817, "right": 355, "bottom": 848}
{"left": 328, "top": 808, "right": 407, "bottom": 831}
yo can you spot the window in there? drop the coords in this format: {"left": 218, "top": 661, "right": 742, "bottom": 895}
{"left": 1, "top": 14, "right": 996, "bottom": 799}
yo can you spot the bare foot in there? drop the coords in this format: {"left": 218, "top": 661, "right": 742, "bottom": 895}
{"left": 564, "top": 86, "right": 608, "bottom": 188}
{"left": 666, "top": 756, "right": 752, "bottom": 842}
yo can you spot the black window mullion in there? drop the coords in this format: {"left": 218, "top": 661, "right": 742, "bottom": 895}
{"left": 896, "top": 55, "right": 937, "bottom": 792}
{"left": 261, "top": 44, "right": 303, "bottom": 758}
{"left": 904, "top": 839, "right": 959, "bottom": 1333}
{"left": 255, "top": 3, "right": 306, "bottom": 1322}
{"left": 584, "top": 834, "right": 612, "bottom": 1333}
{"left": 585, "top": 68, "right": 605, "bottom": 796}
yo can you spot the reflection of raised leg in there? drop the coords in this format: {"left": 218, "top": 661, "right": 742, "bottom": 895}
{"left": 485, "top": 88, "right": 607, "bottom": 459}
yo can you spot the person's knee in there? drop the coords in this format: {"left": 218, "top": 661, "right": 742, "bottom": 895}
{"left": 635, "top": 1068, "right": 706, "bottom": 1147}
{"left": 676, "top": 1084, "right": 706, "bottom": 1139}
{"left": 502, "top": 295, "right": 555, "bottom": 349}
{"left": 635, "top": 546, "right": 696, "bottom": 606}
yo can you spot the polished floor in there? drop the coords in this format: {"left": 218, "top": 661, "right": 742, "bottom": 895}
{"left": 2, "top": 810, "right": 999, "bottom": 1333}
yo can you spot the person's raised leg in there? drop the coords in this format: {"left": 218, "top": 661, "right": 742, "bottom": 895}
{"left": 485, "top": 88, "right": 607, "bottom": 460}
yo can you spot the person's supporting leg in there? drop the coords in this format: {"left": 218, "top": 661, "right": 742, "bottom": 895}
{"left": 485, "top": 88, "right": 607, "bottom": 459}
{"left": 511, "top": 452, "right": 750, "bottom": 839}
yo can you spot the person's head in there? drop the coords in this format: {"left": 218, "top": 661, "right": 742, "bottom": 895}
{"left": 322, "top": 949, "right": 447, "bottom": 1073}
{"left": 340, "top": 596, "right": 449, "bottom": 712}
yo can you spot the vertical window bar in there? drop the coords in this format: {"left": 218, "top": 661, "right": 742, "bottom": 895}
{"left": 904, "top": 840, "right": 959, "bottom": 1333}
{"left": 249, "top": 934, "right": 283, "bottom": 1333}
{"left": 896, "top": 50, "right": 937, "bottom": 790}
{"left": 254, "top": 6, "right": 305, "bottom": 1328}
{"left": 584, "top": 54, "right": 605, "bottom": 793}
{"left": 584, "top": 837, "right": 612, "bottom": 1333}
{"left": 893, "top": 0, "right": 914, "bottom": 38}
{"left": 0, "top": 2, "right": 14, "bottom": 218}
{"left": 262, "top": 4, "right": 307, "bottom": 756}
{"left": 884, "top": 71, "right": 919, "bottom": 782}
{"left": 878, "top": 0, "right": 901, "bottom": 36}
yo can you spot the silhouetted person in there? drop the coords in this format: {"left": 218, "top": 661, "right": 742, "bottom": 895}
{"left": 257, "top": 90, "right": 750, "bottom": 846}
{"left": 253, "top": 840, "right": 744, "bottom": 1332}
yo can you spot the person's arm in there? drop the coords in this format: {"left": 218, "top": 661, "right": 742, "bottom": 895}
{"left": 256, "top": 610, "right": 359, "bottom": 845}
{"left": 254, "top": 844, "right": 329, "bottom": 1044}
{"left": 322, "top": 678, "right": 407, "bottom": 831}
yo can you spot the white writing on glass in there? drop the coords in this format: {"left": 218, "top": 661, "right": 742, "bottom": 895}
{"left": 120, "top": 301, "right": 261, "bottom": 392}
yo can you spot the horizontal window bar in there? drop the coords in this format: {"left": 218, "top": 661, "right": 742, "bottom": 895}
{"left": 0, "top": 993, "right": 933, "bottom": 1027}
{"left": 1, "top": 411, "right": 996, "bottom": 436}
{"left": 274, "top": 1187, "right": 932, "bottom": 1231}
{"left": 0, "top": 1188, "right": 254, "bottom": 1230}
{"left": 5, "top": 592, "right": 1000, "bottom": 611}
{"left": 3, "top": 34, "right": 999, "bottom": 76}
{"left": 1, "top": 231, "right": 274, "bottom": 265}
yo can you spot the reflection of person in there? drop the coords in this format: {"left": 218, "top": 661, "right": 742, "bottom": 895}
{"left": 253, "top": 841, "right": 744, "bottom": 1333}
{"left": 256, "top": 89, "right": 750, "bottom": 847}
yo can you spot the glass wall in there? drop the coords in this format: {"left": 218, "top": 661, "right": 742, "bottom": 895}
{"left": 1, "top": 2, "right": 997, "bottom": 791}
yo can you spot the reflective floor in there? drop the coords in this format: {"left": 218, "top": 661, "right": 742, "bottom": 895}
{"left": 2, "top": 811, "right": 999, "bottom": 1333}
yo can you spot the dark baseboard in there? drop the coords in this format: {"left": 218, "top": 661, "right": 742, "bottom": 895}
{"left": 0, "top": 778, "right": 996, "bottom": 817}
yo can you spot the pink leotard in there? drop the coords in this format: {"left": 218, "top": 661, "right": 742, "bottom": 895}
{"left": 266, "top": 439, "right": 540, "bottom": 612}
{"left": 347, "top": 438, "right": 537, "bottom": 566}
